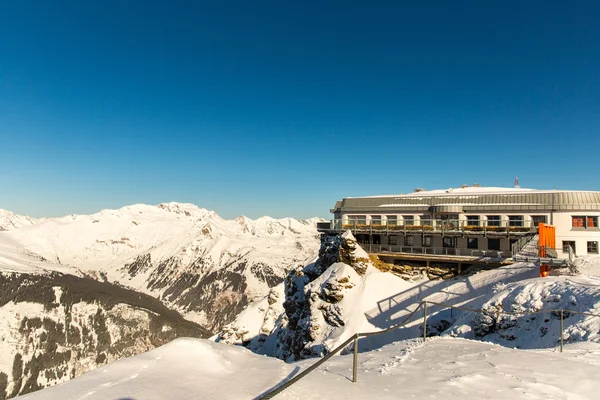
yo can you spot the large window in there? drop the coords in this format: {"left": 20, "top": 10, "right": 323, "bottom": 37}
{"left": 423, "top": 236, "right": 432, "bottom": 247}
{"left": 388, "top": 236, "right": 397, "bottom": 246}
{"left": 386, "top": 215, "right": 398, "bottom": 226}
{"left": 572, "top": 216, "right": 585, "bottom": 228}
{"left": 531, "top": 216, "right": 547, "bottom": 227}
{"left": 403, "top": 215, "right": 415, "bottom": 226}
{"left": 563, "top": 241, "right": 576, "bottom": 255}
{"left": 486, "top": 216, "right": 501, "bottom": 227}
{"left": 348, "top": 215, "right": 367, "bottom": 225}
{"left": 467, "top": 238, "right": 478, "bottom": 249}
{"left": 442, "top": 237, "right": 456, "bottom": 248}
{"left": 404, "top": 236, "right": 414, "bottom": 246}
{"left": 466, "top": 216, "right": 480, "bottom": 227}
{"left": 588, "top": 241, "right": 598, "bottom": 254}
{"left": 588, "top": 217, "right": 598, "bottom": 228}
{"left": 509, "top": 216, "right": 524, "bottom": 227}
{"left": 572, "top": 216, "right": 598, "bottom": 229}
{"left": 371, "top": 216, "right": 382, "bottom": 226}
{"left": 488, "top": 238, "right": 501, "bottom": 251}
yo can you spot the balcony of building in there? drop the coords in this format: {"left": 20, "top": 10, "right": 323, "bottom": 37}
{"left": 317, "top": 218, "right": 536, "bottom": 236}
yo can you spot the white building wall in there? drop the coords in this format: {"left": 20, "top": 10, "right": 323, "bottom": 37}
{"left": 554, "top": 212, "right": 600, "bottom": 257}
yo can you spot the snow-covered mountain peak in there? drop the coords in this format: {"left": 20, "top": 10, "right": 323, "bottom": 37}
{"left": 156, "top": 202, "right": 214, "bottom": 218}
{"left": 0, "top": 209, "right": 38, "bottom": 231}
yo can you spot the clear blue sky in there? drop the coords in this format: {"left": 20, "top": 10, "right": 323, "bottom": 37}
{"left": 1, "top": 1, "right": 599, "bottom": 219}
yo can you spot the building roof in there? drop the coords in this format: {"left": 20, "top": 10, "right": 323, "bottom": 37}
{"left": 332, "top": 187, "right": 600, "bottom": 214}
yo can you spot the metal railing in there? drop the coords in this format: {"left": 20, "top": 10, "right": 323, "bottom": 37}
{"left": 363, "top": 243, "right": 511, "bottom": 258}
{"left": 511, "top": 234, "right": 537, "bottom": 257}
{"left": 257, "top": 300, "right": 600, "bottom": 399}
{"left": 319, "top": 219, "right": 536, "bottom": 235}
{"left": 257, "top": 303, "right": 425, "bottom": 399}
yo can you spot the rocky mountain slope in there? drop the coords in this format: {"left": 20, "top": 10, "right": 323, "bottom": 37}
{"left": 3, "top": 203, "right": 320, "bottom": 331}
{"left": 0, "top": 269, "right": 210, "bottom": 399}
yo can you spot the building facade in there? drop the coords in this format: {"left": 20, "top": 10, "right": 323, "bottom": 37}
{"left": 321, "top": 186, "right": 600, "bottom": 259}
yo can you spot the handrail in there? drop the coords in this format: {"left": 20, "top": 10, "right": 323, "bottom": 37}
{"left": 256, "top": 300, "right": 600, "bottom": 399}
{"left": 256, "top": 303, "right": 424, "bottom": 399}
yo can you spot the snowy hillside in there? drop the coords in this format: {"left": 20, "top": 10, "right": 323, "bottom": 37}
{"left": 0, "top": 209, "right": 37, "bottom": 231}
{"left": 2, "top": 203, "right": 321, "bottom": 330}
{"left": 19, "top": 336, "right": 600, "bottom": 400}
{"left": 0, "top": 271, "right": 210, "bottom": 398}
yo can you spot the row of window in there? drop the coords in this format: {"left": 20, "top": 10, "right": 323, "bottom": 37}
{"left": 388, "top": 236, "right": 502, "bottom": 250}
{"left": 563, "top": 241, "right": 598, "bottom": 254}
{"left": 347, "top": 214, "right": 547, "bottom": 227}
{"left": 572, "top": 216, "right": 598, "bottom": 229}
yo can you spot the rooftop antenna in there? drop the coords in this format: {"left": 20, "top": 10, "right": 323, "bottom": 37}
{"left": 514, "top": 176, "right": 520, "bottom": 188}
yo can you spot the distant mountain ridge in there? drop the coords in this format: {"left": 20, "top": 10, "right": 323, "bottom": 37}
{"left": 1, "top": 203, "right": 321, "bottom": 330}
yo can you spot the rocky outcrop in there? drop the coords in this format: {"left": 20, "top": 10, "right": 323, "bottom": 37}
{"left": 273, "top": 232, "right": 368, "bottom": 361}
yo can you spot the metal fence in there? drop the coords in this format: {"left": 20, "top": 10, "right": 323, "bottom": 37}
{"left": 257, "top": 300, "right": 600, "bottom": 399}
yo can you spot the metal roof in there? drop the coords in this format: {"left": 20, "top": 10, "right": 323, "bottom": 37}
{"left": 332, "top": 188, "right": 600, "bottom": 213}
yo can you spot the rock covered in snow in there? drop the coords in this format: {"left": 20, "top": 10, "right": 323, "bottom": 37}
{"left": 447, "top": 275, "right": 600, "bottom": 348}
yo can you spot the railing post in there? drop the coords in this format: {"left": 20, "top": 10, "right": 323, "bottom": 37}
{"left": 352, "top": 335, "right": 358, "bottom": 383}
{"left": 560, "top": 309, "right": 564, "bottom": 353}
{"left": 423, "top": 302, "right": 428, "bottom": 341}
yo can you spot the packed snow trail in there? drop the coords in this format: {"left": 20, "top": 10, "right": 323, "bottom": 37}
{"left": 20, "top": 337, "right": 600, "bottom": 400}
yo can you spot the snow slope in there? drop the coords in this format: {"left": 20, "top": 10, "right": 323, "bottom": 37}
{"left": 20, "top": 336, "right": 600, "bottom": 400}
{"left": 0, "top": 234, "right": 77, "bottom": 275}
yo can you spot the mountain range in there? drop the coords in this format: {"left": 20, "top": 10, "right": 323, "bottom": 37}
{"left": 0, "top": 203, "right": 320, "bottom": 398}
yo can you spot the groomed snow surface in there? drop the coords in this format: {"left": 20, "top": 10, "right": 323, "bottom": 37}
{"left": 21, "top": 337, "right": 600, "bottom": 400}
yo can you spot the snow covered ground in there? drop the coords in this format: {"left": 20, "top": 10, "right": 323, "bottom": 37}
{"left": 20, "top": 336, "right": 600, "bottom": 400}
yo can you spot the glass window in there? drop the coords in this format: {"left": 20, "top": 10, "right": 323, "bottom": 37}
{"left": 403, "top": 215, "right": 415, "bottom": 226}
{"left": 572, "top": 216, "right": 585, "bottom": 228}
{"left": 466, "top": 216, "right": 480, "bottom": 226}
{"left": 588, "top": 241, "right": 598, "bottom": 254}
{"left": 509, "top": 216, "right": 524, "bottom": 227}
{"left": 371, "top": 216, "right": 382, "bottom": 225}
{"left": 467, "top": 238, "right": 478, "bottom": 249}
{"left": 388, "top": 235, "right": 397, "bottom": 245}
{"left": 587, "top": 217, "right": 598, "bottom": 228}
{"left": 531, "top": 216, "right": 547, "bottom": 227}
{"left": 348, "top": 215, "right": 367, "bottom": 225}
{"left": 423, "top": 236, "right": 432, "bottom": 247}
{"left": 386, "top": 215, "right": 398, "bottom": 226}
{"left": 486, "top": 216, "right": 501, "bottom": 227}
{"left": 404, "top": 236, "right": 414, "bottom": 246}
{"left": 442, "top": 237, "right": 455, "bottom": 248}
{"left": 488, "top": 238, "right": 501, "bottom": 251}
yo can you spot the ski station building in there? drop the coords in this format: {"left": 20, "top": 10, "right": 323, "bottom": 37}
{"left": 318, "top": 185, "right": 600, "bottom": 265}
